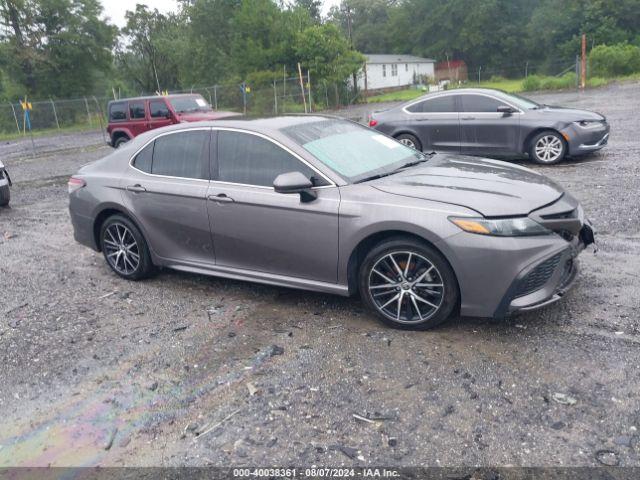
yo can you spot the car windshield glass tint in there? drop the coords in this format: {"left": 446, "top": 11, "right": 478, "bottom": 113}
{"left": 168, "top": 96, "right": 211, "bottom": 113}
{"left": 502, "top": 92, "right": 539, "bottom": 110}
{"left": 281, "top": 120, "right": 419, "bottom": 183}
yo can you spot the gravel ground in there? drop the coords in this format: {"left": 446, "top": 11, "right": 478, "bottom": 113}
{"left": 1, "top": 82, "right": 639, "bottom": 468}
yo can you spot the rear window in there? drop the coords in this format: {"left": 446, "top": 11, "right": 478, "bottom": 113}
{"left": 152, "top": 131, "right": 209, "bottom": 179}
{"left": 109, "top": 102, "right": 127, "bottom": 121}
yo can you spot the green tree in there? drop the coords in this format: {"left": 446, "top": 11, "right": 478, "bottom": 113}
{"left": 0, "top": 0, "right": 116, "bottom": 98}
{"left": 295, "top": 23, "right": 365, "bottom": 83}
{"left": 117, "top": 5, "right": 185, "bottom": 93}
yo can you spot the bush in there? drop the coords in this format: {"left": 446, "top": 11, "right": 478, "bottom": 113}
{"left": 589, "top": 43, "right": 640, "bottom": 77}
{"left": 521, "top": 75, "right": 541, "bottom": 91}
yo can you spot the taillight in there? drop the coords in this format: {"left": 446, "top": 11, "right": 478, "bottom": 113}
{"left": 68, "top": 176, "right": 86, "bottom": 194}
{"left": 369, "top": 119, "right": 378, "bottom": 127}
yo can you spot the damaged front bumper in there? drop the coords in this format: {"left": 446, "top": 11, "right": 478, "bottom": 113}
{"left": 501, "top": 222, "right": 595, "bottom": 315}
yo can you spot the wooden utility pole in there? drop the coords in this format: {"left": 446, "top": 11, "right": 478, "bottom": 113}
{"left": 297, "top": 62, "right": 308, "bottom": 113}
{"left": 580, "top": 33, "right": 587, "bottom": 89}
{"left": 344, "top": 4, "right": 357, "bottom": 96}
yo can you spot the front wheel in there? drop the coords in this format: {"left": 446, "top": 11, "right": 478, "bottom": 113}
{"left": 100, "top": 214, "right": 154, "bottom": 280}
{"left": 358, "top": 237, "right": 459, "bottom": 330}
{"left": 529, "top": 131, "right": 566, "bottom": 165}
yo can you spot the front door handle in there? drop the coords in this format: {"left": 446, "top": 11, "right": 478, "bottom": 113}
{"left": 126, "top": 184, "right": 146, "bottom": 193}
{"left": 208, "top": 193, "right": 234, "bottom": 203}
{"left": 461, "top": 116, "right": 476, "bottom": 121}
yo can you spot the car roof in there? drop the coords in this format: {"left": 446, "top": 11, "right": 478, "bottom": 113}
{"left": 107, "top": 93, "right": 203, "bottom": 105}
{"left": 402, "top": 87, "right": 514, "bottom": 105}
{"left": 137, "top": 114, "right": 345, "bottom": 136}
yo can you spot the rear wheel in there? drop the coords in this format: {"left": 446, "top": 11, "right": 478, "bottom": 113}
{"left": 114, "top": 136, "right": 129, "bottom": 148}
{"left": 358, "top": 237, "right": 459, "bottom": 330}
{"left": 100, "top": 214, "right": 154, "bottom": 280}
{"left": 395, "top": 133, "right": 422, "bottom": 151}
{"left": 529, "top": 131, "right": 566, "bottom": 165}
{"left": 0, "top": 184, "right": 9, "bottom": 207}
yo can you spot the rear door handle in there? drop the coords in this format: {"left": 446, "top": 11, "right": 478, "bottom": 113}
{"left": 126, "top": 184, "right": 146, "bottom": 193}
{"left": 461, "top": 116, "right": 476, "bottom": 121}
{"left": 208, "top": 193, "right": 234, "bottom": 203}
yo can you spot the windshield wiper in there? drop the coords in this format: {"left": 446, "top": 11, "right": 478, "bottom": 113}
{"left": 354, "top": 172, "right": 398, "bottom": 184}
{"left": 354, "top": 152, "right": 436, "bottom": 184}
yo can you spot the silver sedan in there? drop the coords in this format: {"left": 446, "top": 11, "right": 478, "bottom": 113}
{"left": 68, "top": 116, "right": 594, "bottom": 329}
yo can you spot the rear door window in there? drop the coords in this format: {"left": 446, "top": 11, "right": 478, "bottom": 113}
{"left": 406, "top": 95, "right": 456, "bottom": 113}
{"left": 129, "top": 101, "right": 146, "bottom": 120}
{"left": 151, "top": 130, "right": 209, "bottom": 180}
{"left": 150, "top": 99, "right": 170, "bottom": 118}
{"left": 109, "top": 102, "right": 127, "bottom": 121}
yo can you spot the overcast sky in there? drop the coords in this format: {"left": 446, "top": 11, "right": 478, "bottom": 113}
{"left": 100, "top": 0, "right": 342, "bottom": 28}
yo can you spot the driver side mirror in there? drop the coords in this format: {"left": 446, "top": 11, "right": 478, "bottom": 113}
{"left": 497, "top": 105, "right": 517, "bottom": 115}
{"left": 273, "top": 171, "right": 317, "bottom": 202}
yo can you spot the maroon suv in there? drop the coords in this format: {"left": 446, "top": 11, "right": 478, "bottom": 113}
{"left": 106, "top": 94, "right": 238, "bottom": 147}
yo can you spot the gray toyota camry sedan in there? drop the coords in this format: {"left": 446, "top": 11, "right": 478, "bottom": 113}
{"left": 69, "top": 116, "right": 594, "bottom": 329}
{"left": 369, "top": 88, "right": 610, "bottom": 165}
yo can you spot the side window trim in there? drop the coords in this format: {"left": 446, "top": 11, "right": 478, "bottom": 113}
{"left": 209, "top": 127, "right": 336, "bottom": 190}
{"left": 128, "top": 127, "right": 212, "bottom": 182}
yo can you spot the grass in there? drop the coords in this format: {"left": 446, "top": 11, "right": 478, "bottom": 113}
{"left": 366, "top": 72, "right": 640, "bottom": 103}
{"left": 0, "top": 120, "right": 105, "bottom": 142}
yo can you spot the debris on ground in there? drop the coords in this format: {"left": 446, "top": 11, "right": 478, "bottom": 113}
{"left": 552, "top": 392, "right": 577, "bottom": 405}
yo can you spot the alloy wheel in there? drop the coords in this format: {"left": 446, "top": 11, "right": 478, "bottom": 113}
{"left": 103, "top": 222, "right": 140, "bottom": 275}
{"left": 535, "top": 135, "right": 563, "bottom": 163}
{"left": 368, "top": 251, "right": 445, "bottom": 324}
{"left": 398, "top": 138, "right": 416, "bottom": 149}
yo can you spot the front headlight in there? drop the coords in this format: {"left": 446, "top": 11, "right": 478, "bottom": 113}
{"left": 449, "top": 216, "right": 551, "bottom": 237}
{"left": 575, "top": 120, "right": 604, "bottom": 129}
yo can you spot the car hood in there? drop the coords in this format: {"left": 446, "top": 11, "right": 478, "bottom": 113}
{"left": 538, "top": 105, "right": 605, "bottom": 121}
{"left": 177, "top": 110, "right": 239, "bottom": 122}
{"left": 371, "top": 154, "right": 565, "bottom": 217}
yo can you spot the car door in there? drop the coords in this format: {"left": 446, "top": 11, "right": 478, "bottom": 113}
{"left": 207, "top": 128, "right": 340, "bottom": 283}
{"left": 121, "top": 128, "right": 215, "bottom": 265}
{"left": 147, "top": 99, "right": 174, "bottom": 131}
{"left": 404, "top": 94, "right": 460, "bottom": 152}
{"left": 458, "top": 94, "right": 521, "bottom": 155}
{"left": 127, "top": 100, "right": 148, "bottom": 137}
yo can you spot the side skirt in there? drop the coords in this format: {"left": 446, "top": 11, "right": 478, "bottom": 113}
{"left": 166, "top": 263, "right": 350, "bottom": 297}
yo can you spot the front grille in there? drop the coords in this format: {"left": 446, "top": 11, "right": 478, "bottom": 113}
{"left": 515, "top": 252, "right": 562, "bottom": 298}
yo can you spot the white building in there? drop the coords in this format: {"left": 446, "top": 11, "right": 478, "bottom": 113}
{"left": 357, "top": 54, "right": 436, "bottom": 92}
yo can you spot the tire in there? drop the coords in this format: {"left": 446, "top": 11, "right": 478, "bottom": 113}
{"left": 358, "top": 237, "right": 459, "bottom": 330}
{"left": 114, "top": 136, "right": 129, "bottom": 148}
{"left": 529, "top": 131, "right": 566, "bottom": 165}
{"left": 0, "top": 185, "right": 9, "bottom": 207}
{"left": 100, "top": 214, "right": 154, "bottom": 280}
{"left": 395, "top": 133, "right": 422, "bottom": 151}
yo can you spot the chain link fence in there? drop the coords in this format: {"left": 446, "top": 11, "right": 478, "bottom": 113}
{"left": 0, "top": 73, "right": 359, "bottom": 149}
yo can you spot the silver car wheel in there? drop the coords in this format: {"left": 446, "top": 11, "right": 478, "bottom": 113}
{"left": 399, "top": 138, "right": 416, "bottom": 149}
{"left": 368, "top": 251, "right": 445, "bottom": 324}
{"left": 103, "top": 223, "right": 140, "bottom": 275}
{"left": 535, "top": 135, "right": 563, "bottom": 163}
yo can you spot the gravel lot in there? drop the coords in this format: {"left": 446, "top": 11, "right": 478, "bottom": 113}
{"left": 1, "top": 82, "right": 639, "bottom": 468}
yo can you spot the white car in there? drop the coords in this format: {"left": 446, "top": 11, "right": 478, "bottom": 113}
{"left": 0, "top": 160, "right": 11, "bottom": 207}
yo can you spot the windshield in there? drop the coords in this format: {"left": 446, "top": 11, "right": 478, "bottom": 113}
{"left": 168, "top": 95, "right": 212, "bottom": 113}
{"left": 500, "top": 92, "right": 540, "bottom": 110}
{"left": 280, "top": 119, "right": 425, "bottom": 183}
